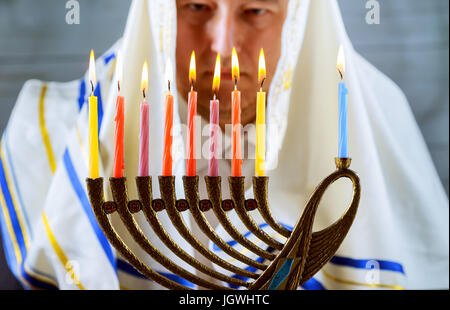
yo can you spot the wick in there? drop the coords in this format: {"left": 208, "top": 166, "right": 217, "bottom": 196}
{"left": 168, "top": 80, "right": 171, "bottom": 92}
{"left": 190, "top": 81, "right": 194, "bottom": 92}
{"left": 90, "top": 80, "right": 95, "bottom": 95}
{"left": 260, "top": 77, "right": 266, "bottom": 90}
{"left": 118, "top": 80, "right": 121, "bottom": 92}
{"left": 213, "top": 91, "right": 217, "bottom": 100}
{"left": 143, "top": 88, "right": 146, "bottom": 99}
{"left": 234, "top": 78, "right": 238, "bottom": 91}
{"left": 337, "top": 68, "right": 343, "bottom": 80}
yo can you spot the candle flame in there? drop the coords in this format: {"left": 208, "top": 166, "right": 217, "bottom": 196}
{"left": 89, "top": 50, "right": 96, "bottom": 92}
{"left": 337, "top": 44, "right": 345, "bottom": 77}
{"left": 212, "top": 54, "right": 221, "bottom": 93}
{"left": 141, "top": 61, "right": 149, "bottom": 94}
{"left": 166, "top": 59, "right": 173, "bottom": 91}
{"left": 116, "top": 50, "right": 123, "bottom": 90}
{"left": 258, "top": 48, "right": 266, "bottom": 85}
{"left": 232, "top": 48, "right": 240, "bottom": 82}
{"left": 189, "top": 51, "right": 196, "bottom": 85}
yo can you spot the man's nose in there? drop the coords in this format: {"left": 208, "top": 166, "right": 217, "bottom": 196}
{"left": 207, "top": 11, "right": 238, "bottom": 58}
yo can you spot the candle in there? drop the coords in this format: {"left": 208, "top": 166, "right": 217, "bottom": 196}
{"left": 88, "top": 50, "right": 99, "bottom": 179}
{"left": 138, "top": 61, "right": 150, "bottom": 177}
{"left": 113, "top": 51, "right": 125, "bottom": 178}
{"left": 337, "top": 45, "right": 349, "bottom": 158}
{"left": 186, "top": 51, "right": 197, "bottom": 177}
{"left": 231, "top": 48, "right": 242, "bottom": 177}
{"left": 162, "top": 59, "right": 174, "bottom": 176}
{"left": 255, "top": 49, "right": 266, "bottom": 177}
{"left": 208, "top": 54, "right": 221, "bottom": 177}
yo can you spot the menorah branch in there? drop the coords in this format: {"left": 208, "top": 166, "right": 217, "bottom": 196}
{"left": 85, "top": 158, "right": 360, "bottom": 290}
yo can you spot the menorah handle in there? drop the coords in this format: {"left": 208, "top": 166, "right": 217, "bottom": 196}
{"left": 249, "top": 158, "right": 361, "bottom": 290}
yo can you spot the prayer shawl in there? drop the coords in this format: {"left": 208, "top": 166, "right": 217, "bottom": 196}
{"left": 0, "top": 0, "right": 447, "bottom": 289}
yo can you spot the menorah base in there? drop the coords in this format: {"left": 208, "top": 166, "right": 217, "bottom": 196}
{"left": 86, "top": 158, "right": 360, "bottom": 290}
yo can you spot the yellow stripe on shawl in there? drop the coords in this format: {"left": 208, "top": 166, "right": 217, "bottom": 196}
{"left": 0, "top": 145, "right": 58, "bottom": 288}
{"left": 42, "top": 212, "right": 85, "bottom": 290}
{"left": 38, "top": 84, "right": 57, "bottom": 174}
{"left": 0, "top": 148, "right": 30, "bottom": 251}
{"left": 38, "top": 84, "right": 85, "bottom": 289}
{"left": 0, "top": 188, "right": 22, "bottom": 264}
{"left": 75, "top": 126, "right": 88, "bottom": 165}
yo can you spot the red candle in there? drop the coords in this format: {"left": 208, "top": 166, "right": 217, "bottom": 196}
{"left": 162, "top": 60, "right": 174, "bottom": 176}
{"left": 208, "top": 54, "right": 221, "bottom": 177}
{"left": 186, "top": 52, "right": 197, "bottom": 176}
{"left": 231, "top": 48, "right": 242, "bottom": 177}
{"left": 138, "top": 62, "right": 150, "bottom": 177}
{"left": 113, "top": 51, "right": 124, "bottom": 178}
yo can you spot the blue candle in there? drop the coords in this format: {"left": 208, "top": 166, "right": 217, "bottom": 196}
{"left": 337, "top": 45, "right": 348, "bottom": 158}
{"left": 338, "top": 80, "right": 348, "bottom": 158}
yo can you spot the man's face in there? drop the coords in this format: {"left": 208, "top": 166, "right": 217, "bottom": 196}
{"left": 176, "top": 0, "right": 288, "bottom": 128}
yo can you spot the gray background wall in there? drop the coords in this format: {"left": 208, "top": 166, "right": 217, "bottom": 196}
{"left": 0, "top": 0, "right": 448, "bottom": 289}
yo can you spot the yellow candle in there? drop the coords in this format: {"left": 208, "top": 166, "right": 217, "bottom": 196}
{"left": 255, "top": 49, "right": 266, "bottom": 177}
{"left": 88, "top": 50, "right": 99, "bottom": 178}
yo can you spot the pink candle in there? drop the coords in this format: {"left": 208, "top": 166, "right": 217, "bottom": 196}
{"left": 113, "top": 94, "right": 125, "bottom": 178}
{"left": 138, "top": 62, "right": 149, "bottom": 177}
{"left": 138, "top": 99, "right": 149, "bottom": 176}
{"left": 208, "top": 99, "right": 219, "bottom": 177}
{"left": 231, "top": 48, "right": 242, "bottom": 177}
{"left": 231, "top": 89, "right": 242, "bottom": 177}
{"left": 113, "top": 51, "right": 125, "bottom": 178}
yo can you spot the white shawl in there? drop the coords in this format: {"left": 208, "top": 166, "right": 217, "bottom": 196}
{"left": 0, "top": 0, "right": 447, "bottom": 290}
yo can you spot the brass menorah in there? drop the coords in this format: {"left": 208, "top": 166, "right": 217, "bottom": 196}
{"left": 85, "top": 157, "right": 360, "bottom": 290}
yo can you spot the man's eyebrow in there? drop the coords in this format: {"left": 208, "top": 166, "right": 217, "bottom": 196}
{"left": 248, "top": 0, "right": 283, "bottom": 5}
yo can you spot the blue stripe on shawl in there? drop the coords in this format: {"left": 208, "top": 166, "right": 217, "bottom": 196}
{"left": 93, "top": 83, "right": 104, "bottom": 133}
{"left": 77, "top": 79, "right": 86, "bottom": 111}
{"left": 212, "top": 223, "right": 270, "bottom": 252}
{"left": 103, "top": 52, "right": 116, "bottom": 65}
{"left": 62, "top": 148, "right": 116, "bottom": 273}
{"left": 301, "top": 277, "right": 327, "bottom": 290}
{"left": 0, "top": 154, "right": 58, "bottom": 289}
{"left": 116, "top": 258, "right": 195, "bottom": 288}
{"left": 0, "top": 158, "right": 27, "bottom": 260}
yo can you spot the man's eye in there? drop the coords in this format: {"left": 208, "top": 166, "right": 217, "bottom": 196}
{"left": 187, "top": 3, "right": 209, "bottom": 12}
{"left": 245, "top": 8, "right": 267, "bottom": 16}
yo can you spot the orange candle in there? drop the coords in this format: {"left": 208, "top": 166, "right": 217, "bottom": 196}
{"left": 162, "top": 60, "right": 174, "bottom": 176}
{"left": 186, "top": 51, "right": 197, "bottom": 176}
{"left": 231, "top": 48, "right": 242, "bottom": 177}
{"left": 209, "top": 54, "right": 221, "bottom": 177}
{"left": 113, "top": 51, "right": 125, "bottom": 178}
